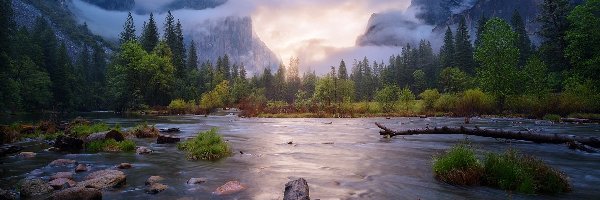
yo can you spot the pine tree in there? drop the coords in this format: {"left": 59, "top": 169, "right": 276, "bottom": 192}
{"left": 440, "top": 26, "right": 455, "bottom": 68}
{"left": 474, "top": 15, "right": 488, "bottom": 49}
{"left": 338, "top": 59, "right": 348, "bottom": 80}
{"left": 0, "top": 0, "right": 15, "bottom": 54}
{"left": 512, "top": 10, "right": 532, "bottom": 68}
{"left": 186, "top": 40, "right": 198, "bottom": 70}
{"left": 538, "top": 0, "right": 571, "bottom": 72}
{"left": 454, "top": 16, "right": 475, "bottom": 74}
{"left": 119, "top": 12, "right": 136, "bottom": 44}
{"left": 140, "top": 13, "right": 159, "bottom": 52}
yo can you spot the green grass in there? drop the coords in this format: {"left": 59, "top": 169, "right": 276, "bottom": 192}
{"left": 432, "top": 144, "right": 571, "bottom": 194}
{"left": 70, "top": 123, "right": 110, "bottom": 137}
{"left": 86, "top": 139, "right": 136, "bottom": 153}
{"left": 543, "top": 114, "right": 562, "bottom": 122}
{"left": 432, "top": 144, "right": 484, "bottom": 185}
{"left": 128, "top": 122, "right": 159, "bottom": 138}
{"left": 177, "top": 128, "right": 231, "bottom": 161}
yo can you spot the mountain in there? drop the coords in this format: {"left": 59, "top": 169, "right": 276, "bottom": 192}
{"left": 81, "top": 0, "right": 227, "bottom": 13}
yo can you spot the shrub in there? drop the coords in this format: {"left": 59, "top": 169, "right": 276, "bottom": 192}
{"left": 168, "top": 99, "right": 187, "bottom": 114}
{"left": 69, "top": 123, "right": 110, "bottom": 137}
{"left": 375, "top": 85, "right": 400, "bottom": 112}
{"left": 86, "top": 139, "right": 136, "bottom": 153}
{"left": 419, "top": 89, "right": 441, "bottom": 111}
{"left": 455, "top": 89, "right": 495, "bottom": 116}
{"left": 543, "top": 114, "right": 561, "bottom": 122}
{"left": 128, "top": 122, "right": 159, "bottom": 138}
{"left": 177, "top": 128, "right": 231, "bottom": 161}
{"left": 432, "top": 144, "right": 484, "bottom": 185}
{"left": 433, "top": 93, "right": 459, "bottom": 112}
{"left": 484, "top": 149, "right": 571, "bottom": 194}
{"left": 398, "top": 87, "right": 416, "bottom": 111}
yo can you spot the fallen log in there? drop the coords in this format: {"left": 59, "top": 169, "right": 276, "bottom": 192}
{"left": 375, "top": 122, "right": 600, "bottom": 153}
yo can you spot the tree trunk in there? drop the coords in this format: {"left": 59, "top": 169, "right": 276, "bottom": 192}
{"left": 375, "top": 122, "right": 600, "bottom": 153}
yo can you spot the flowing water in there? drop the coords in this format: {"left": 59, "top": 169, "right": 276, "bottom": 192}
{"left": 1, "top": 115, "right": 600, "bottom": 199}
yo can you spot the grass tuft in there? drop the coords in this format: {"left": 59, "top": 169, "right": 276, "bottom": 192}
{"left": 70, "top": 123, "right": 110, "bottom": 138}
{"left": 177, "top": 128, "right": 231, "bottom": 161}
{"left": 86, "top": 139, "right": 136, "bottom": 153}
{"left": 128, "top": 122, "right": 159, "bottom": 138}
{"left": 543, "top": 114, "right": 561, "bottom": 122}
{"left": 432, "top": 144, "right": 484, "bottom": 185}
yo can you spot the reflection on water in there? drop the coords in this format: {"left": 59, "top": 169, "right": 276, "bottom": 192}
{"left": 2, "top": 115, "right": 600, "bottom": 199}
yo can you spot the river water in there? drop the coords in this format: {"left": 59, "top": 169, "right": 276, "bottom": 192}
{"left": 1, "top": 115, "right": 600, "bottom": 199}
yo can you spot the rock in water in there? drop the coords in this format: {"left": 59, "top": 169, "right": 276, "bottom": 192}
{"left": 145, "top": 183, "right": 168, "bottom": 194}
{"left": 117, "top": 163, "right": 132, "bottom": 169}
{"left": 136, "top": 146, "right": 152, "bottom": 154}
{"left": 0, "top": 188, "right": 17, "bottom": 200}
{"left": 157, "top": 135, "right": 180, "bottom": 144}
{"left": 187, "top": 178, "right": 207, "bottom": 185}
{"left": 77, "top": 170, "right": 126, "bottom": 190}
{"left": 54, "top": 136, "right": 83, "bottom": 152}
{"left": 145, "top": 176, "right": 164, "bottom": 186}
{"left": 51, "top": 172, "right": 74, "bottom": 180}
{"left": 51, "top": 187, "right": 102, "bottom": 200}
{"left": 18, "top": 151, "right": 36, "bottom": 158}
{"left": 20, "top": 178, "right": 54, "bottom": 199}
{"left": 213, "top": 181, "right": 246, "bottom": 195}
{"left": 75, "top": 164, "right": 88, "bottom": 172}
{"left": 49, "top": 159, "right": 77, "bottom": 166}
{"left": 86, "top": 130, "right": 125, "bottom": 142}
{"left": 283, "top": 178, "right": 310, "bottom": 200}
{"left": 49, "top": 178, "right": 76, "bottom": 190}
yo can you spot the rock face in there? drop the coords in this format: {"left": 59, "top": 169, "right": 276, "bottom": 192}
{"left": 51, "top": 187, "right": 102, "bottom": 200}
{"left": 213, "top": 181, "right": 246, "bottom": 195}
{"left": 49, "top": 159, "right": 78, "bottom": 166}
{"left": 54, "top": 136, "right": 84, "bottom": 152}
{"left": 49, "top": 178, "right": 77, "bottom": 190}
{"left": 283, "top": 178, "right": 310, "bottom": 200}
{"left": 77, "top": 170, "right": 126, "bottom": 189}
{"left": 157, "top": 135, "right": 180, "bottom": 144}
{"left": 20, "top": 179, "right": 54, "bottom": 199}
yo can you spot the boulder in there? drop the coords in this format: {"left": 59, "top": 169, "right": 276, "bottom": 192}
{"left": 213, "top": 181, "right": 246, "bottom": 195}
{"left": 145, "top": 176, "right": 164, "bottom": 186}
{"left": 18, "top": 151, "right": 36, "bottom": 158}
{"left": 75, "top": 164, "right": 88, "bottom": 172}
{"left": 77, "top": 170, "right": 126, "bottom": 190}
{"left": 283, "top": 178, "right": 310, "bottom": 200}
{"left": 136, "top": 146, "right": 152, "bottom": 154}
{"left": 0, "top": 188, "right": 17, "bottom": 200}
{"left": 0, "top": 145, "right": 23, "bottom": 157}
{"left": 50, "top": 187, "right": 102, "bottom": 200}
{"left": 117, "top": 163, "right": 132, "bottom": 169}
{"left": 157, "top": 135, "right": 180, "bottom": 144}
{"left": 187, "top": 178, "right": 207, "bottom": 185}
{"left": 49, "top": 178, "right": 76, "bottom": 190}
{"left": 86, "top": 130, "right": 125, "bottom": 142}
{"left": 51, "top": 172, "right": 74, "bottom": 180}
{"left": 54, "top": 136, "right": 84, "bottom": 152}
{"left": 159, "top": 128, "right": 180, "bottom": 133}
{"left": 20, "top": 178, "right": 54, "bottom": 199}
{"left": 145, "top": 183, "right": 168, "bottom": 194}
{"left": 49, "top": 159, "right": 77, "bottom": 166}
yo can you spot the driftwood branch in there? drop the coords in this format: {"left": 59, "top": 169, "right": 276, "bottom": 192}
{"left": 375, "top": 122, "right": 600, "bottom": 153}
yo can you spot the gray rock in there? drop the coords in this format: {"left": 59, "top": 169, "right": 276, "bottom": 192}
{"left": 76, "top": 170, "right": 126, "bottom": 190}
{"left": 18, "top": 151, "right": 36, "bottom": 158}
{"left": 49, "top": 178, "right": 76, "bottom": 190}
{"left": 0, "top": 188, "right": 17, "bottom": 200}
{"left": 213, "top": 181, "right": 246, "bottom": 195}
{"left": 145, "top": 176, "right": 164, "bottom": 186}
{"left": 156, "top": 135, "right": 180, "bottom": 144}
{"left": 187, "top": 178, "right": 207, "bottom": 185}
{"left": 136, "top": 146, "right": 152, "bottom": 154}
{"left": 50, "top": 187, "right": 102, "bottom": 200}
{"left": 49, "top": 159, "right": 77, "bottom": 166}
{"left": 50, "top": 172, "right": 74, "bottom": 180}
{"left": 75, "top": 164, "right": 88, "bottom": 172}
{"left": 117, "top": 163, "right": 132, "bottom": 169}
{"left": 20, "top": 178, "right": 54, "bottom": 199}
{"left": 283, "top": 178, "right": 310, "bottom": 200}
{"left": 86, "top": 130, "right": 125, "bottom": 143}
{"left": 145, "top": 183, "right": 168, "bottom": 194}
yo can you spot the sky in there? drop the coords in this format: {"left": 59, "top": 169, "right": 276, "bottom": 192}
{"left": 71, "top": 0, "right": 430, "bottom": 73}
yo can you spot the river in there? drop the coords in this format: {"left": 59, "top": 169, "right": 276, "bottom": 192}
{"left": 1, "top": 115, "right": 600, "bottom": 199}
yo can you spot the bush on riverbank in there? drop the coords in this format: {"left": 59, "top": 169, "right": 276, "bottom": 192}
{"left": 177, "top": 128, "right": 231, "bottom": 161}
{"left": 433, "top": 144, "right": 571, "bottom": 194}
{"left": 87, "top": 139, "right": 136, "bottom": 153}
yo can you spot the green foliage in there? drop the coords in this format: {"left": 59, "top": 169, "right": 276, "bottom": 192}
{"left": 168, "top": 99, "right": 187, "bottom": 113}
{"left": 140, "top": 13, "right": 159, "bottom": 52}
{"left": 475, "top": 18, "right": 520, "bottom": 107}
{"left": 200, "top": 80, "right": 230, "bottom": 111}
{"left": 566, "top": 0, "right": 600, "bottom": 86}
{"left": 87, "top": 139, "right": 136, "bottom": 153}
{"left": 375, "top": 85, "right": 400, "bottom": 111}
{"left": 454, "top": 16, "right": 475, "bottom": 74}
{"left": 177, "top": 128, "right": 231, "bottom": 161}
{"left": 128, "top": 122, "right": 159, "bottom": 138}
{"left": 438, "top": 67, "right": 470, "bottom": 93}
{"left": 543, "top": 114, "right": 561, "bottom": 122}
{"left": 511, "top": 10, "right": 532, "bottom": 67}
{"left": 119, "top": 12, "right": 136, "bottom": 44}
{"left": 419, "top": 89, "right": 441, "bottom": 111}
{"left": 456, "top": 89, "right": 495, "bottom": 116}
{"left": 398, "top": 87, "right": 416, "bottom": 111}
{"left": 539, "top": 0, "right": 572, "bottom": 72}
{"left": 521, "top": 56, "right": 550, "bottom": 97}
{"left": 412, "top": 70, "right": 427, "bottom": 94}
{"left": 432, "top": 144, "right": 483, "bottom": 185}
{"left": 440, "top": 26, "right": 455, "bottom": 68}
{"left": 70, "top": 123, "right": 110, "bottom": 138}
{"left": 313, "top": 75, "right": 355, "bottom": 106}
{"left": 434, "top": 93, "right": 459, "bottom": 112}
{"left": 484, "top": 149, "right": 571, "bottom": 194}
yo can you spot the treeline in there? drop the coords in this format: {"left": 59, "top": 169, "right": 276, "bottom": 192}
{"left": 0, "top": 0, "right": 108, "bottom": 112}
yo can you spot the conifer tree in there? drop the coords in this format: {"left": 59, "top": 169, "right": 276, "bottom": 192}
{"left": 454, "top": 16, "right": 475, "bottom": 74}
{"left": 439, "top": 26, "right": 455, "bottom": 68}
{"left": 119, "top": 12, "right": 136, "bottom": 44}
{"left": 338, "top": 60, "right": 348, "bottom": 80}
{"left": 538, "top": 0, "right": 571, "bottom": 72}
{"left": 511, "top": 10, "right": 532, "bottom": 67}
{"left": 186, "top": 40, "right": 198, "bottom": 70}
{"left": 140, "top": 13, "right": 159, "bottom": 52}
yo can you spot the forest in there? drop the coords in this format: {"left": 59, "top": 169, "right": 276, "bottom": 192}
{"left": 0, "top": 0, "right": 598, "bottom": 119}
